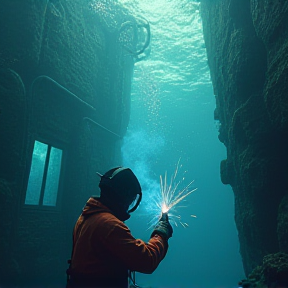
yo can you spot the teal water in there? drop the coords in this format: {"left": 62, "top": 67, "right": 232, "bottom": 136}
{"left": 96, "top": 1, "right": 245, "bottom": 287}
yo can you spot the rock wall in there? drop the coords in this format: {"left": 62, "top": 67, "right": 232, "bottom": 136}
{"left": 200, "top": 0, "right": 288, "bottom": 278}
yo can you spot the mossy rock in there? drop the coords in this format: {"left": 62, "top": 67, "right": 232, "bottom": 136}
{"left": 240, "top": 252, "right": 288, "bottom": 288}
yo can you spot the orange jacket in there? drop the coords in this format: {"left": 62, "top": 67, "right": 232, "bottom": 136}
{"left": 69, "top": 197, "right": 168, "bottom": 280}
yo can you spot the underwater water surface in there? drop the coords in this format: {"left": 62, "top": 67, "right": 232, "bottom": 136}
{"left": 117, "top": 1, "right": 245, "bottom": 288}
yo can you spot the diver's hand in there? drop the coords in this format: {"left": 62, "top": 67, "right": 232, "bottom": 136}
{"left": 151, "top": 212, "right": 173, "bottom": 240}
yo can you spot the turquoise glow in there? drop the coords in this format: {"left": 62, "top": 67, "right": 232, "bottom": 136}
{"left": 25, "top": 141, "right": 62, "bottom": 207}
{"left": 119, "top": 1, "right": 245, "bottom": 287}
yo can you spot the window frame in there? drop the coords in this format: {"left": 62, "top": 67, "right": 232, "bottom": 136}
{"left": 23, "top": 137, "right": 66, "bottom": 211}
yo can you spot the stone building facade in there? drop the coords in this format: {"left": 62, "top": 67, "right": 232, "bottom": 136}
{"left": 0, "top": 1, "right": 149, "bottom": 286}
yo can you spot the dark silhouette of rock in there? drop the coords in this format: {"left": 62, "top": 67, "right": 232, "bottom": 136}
{"left": 201, "top": 0, "right": 288, "bottom": 282}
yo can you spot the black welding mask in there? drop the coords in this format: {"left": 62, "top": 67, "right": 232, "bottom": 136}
{"left": 97, "top": 167, "right": 142, "bottom": 220}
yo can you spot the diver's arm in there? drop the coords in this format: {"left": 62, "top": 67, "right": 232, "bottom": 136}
{"left": 101, "top": 219, "right": 168, "bottom": 274}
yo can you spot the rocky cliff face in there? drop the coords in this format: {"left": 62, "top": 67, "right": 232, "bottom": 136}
{"left": 200, "top": 0, "right": 288, "bottom": 281}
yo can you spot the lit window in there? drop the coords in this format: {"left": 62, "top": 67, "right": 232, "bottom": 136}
{"left": 25, "top": 140, "right": 63, "bottom": 207}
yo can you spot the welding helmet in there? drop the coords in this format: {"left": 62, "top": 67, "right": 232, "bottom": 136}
{"left": 98, "top": 167, "right": 142, "bottom": 220}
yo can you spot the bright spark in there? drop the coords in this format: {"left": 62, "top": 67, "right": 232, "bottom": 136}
{"left": 152, "top": 159, "right": 197, "bottom": 228}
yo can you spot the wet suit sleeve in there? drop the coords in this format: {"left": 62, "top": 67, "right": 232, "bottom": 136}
{"left": 97, "top": 215, "right": 168, "bottom": 274}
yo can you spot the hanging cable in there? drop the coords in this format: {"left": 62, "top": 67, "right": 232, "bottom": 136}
{"left": 128, "top": 270, "right": 143, "bottom": 288}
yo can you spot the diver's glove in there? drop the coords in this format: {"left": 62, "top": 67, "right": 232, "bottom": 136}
{"left": 151, "top": 212, "right": 173, "bottom": 240}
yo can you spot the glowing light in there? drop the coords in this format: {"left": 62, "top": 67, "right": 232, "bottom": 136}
{"left": 150, "top": 159, "right": 197, "bottom": 228}
{"left": 161, "top": 203, "right": 169, "bottom": 213}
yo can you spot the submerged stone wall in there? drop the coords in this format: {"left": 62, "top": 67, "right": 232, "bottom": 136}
{"left": 0, "top": 0, "right": 143, "bottom": 286}
{"left": 200, "top": 0, "right": 288, "bottom": 282}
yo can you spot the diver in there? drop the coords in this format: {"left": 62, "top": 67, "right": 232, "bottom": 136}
{"left": 66, "top": 167, "right": 173, "bottom": 288}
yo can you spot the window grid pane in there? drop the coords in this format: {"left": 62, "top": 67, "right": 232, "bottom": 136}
{"left": 43, "top": 147, "right": 63, "bottom": 206}
{"left": 25, "top": 141, "right": 48, "bottom": 205}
